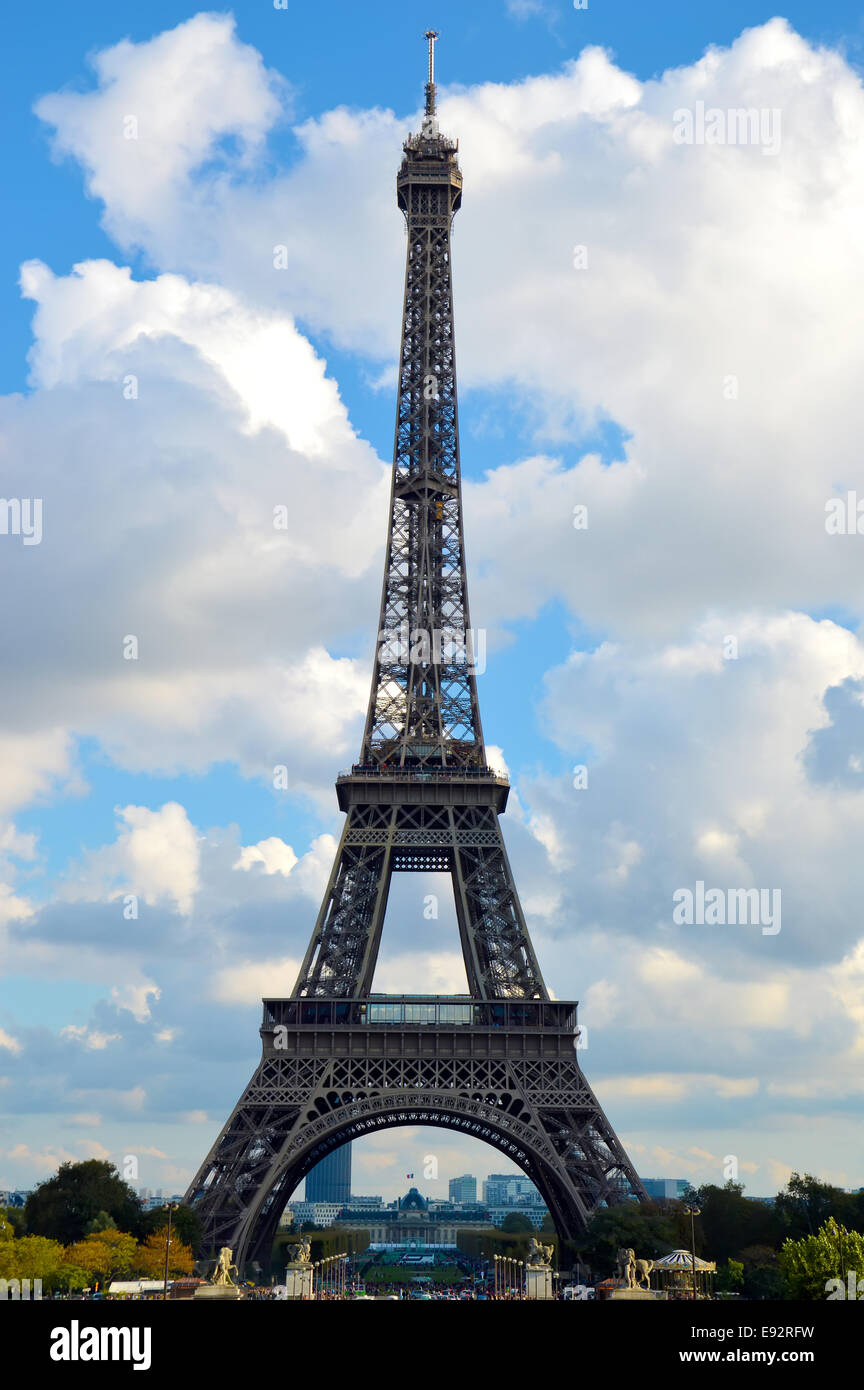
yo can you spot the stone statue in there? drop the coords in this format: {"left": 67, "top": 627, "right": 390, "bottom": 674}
{"left": 212, "top": 1247, "right": 238, "bottom": 1287}
{"left": 616, "top": 1247, "right": 653, "bottom": 1289}
{"left": 287, "top": 1239, "right": 311, "bottom": 1265}
{"left": 526, "top": 1237, "right": 554, "bottom": 1266}
{"left": 616, "top": 1247, "right": 636, "bottom": 1287}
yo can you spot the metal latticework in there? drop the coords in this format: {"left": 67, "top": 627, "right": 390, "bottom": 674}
{"left": 186, "top": 37, "right": 646, "bottom": 1270}
{"left": 361, "top": 97, "right": 481, "bottom": 772}
{"left": 293, "top": 793, "right": 546, "bottom": 1000}
{"left": 187, "top": 1000, "right": 646, "bottom": 1270}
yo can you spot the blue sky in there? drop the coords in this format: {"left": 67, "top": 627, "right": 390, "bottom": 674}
{"left": 3, "top": 2, "right": 864, "bottom": 1204}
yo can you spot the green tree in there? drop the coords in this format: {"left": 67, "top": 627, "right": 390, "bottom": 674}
{"left": 716, "top": 1258, "right": 744, "bottom": 1294}
{"left": 46, "top": 1263, "right": 90, "bottom": 1295}
{"left": 745, "top": 1265, "right": 787, "bottom": 1300}
{"left": 25, "top": 1161, "right": 141, "bottom": 1244}
{"left": 1, "top": 1207, "right": 26, "bottom": 1237}
{"left": 499, "top": 1213, "right": 534, "bottom": 1234}
{"left": 0, "top": 1234, "right": 65, "bottom": 1284}
{"left": 775, "top": 1173, "right": 857, "bottom": 1240}
{"left": 779, "top": 1217, "right": 864, "bottom": 1300}
{"left": 85, "top": 1210, "right": 116, "bottom": 1235}
{"left": 577, "top": 1201, "right": 680, "bottom": 1276}
{"left": 137, "top": 1203, "right": 202, "bottom": 1252}
{"left": 693, "top": 1183, "right": 780, "bottom": 1265}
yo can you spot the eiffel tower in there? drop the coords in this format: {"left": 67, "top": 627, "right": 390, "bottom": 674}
{"left": 186, "top": 32, "right": 646, "bottom": 1270}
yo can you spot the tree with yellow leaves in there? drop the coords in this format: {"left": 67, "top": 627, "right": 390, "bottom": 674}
{"left": 65, "top": 1227, "right": 139, "bottom": 1285}
{"left": 133, "top": 1226, "right": 194, "bottom": 1280}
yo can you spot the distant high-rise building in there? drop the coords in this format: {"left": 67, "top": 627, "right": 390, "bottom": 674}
{"left": 641, "top": 1178, "right": 689, "bottom": 1201}
{"left": 506, "top": 1177, "right": 543, "bottom": 1206}
{"left": 449, "top": 1174, "right": 477, "bottom": 1204}
{"left": 306, "top": 1145, "right": 351, "bottom": 1204}
{"left": 483, "top": 1174, "right": 514, "bottom": 1205}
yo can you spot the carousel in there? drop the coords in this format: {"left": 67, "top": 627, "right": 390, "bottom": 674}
{"left": 650, "top": 1249, "right": 716, "bottom": 1300}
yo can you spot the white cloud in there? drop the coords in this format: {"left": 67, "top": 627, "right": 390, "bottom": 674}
{"left": 60, "top": 1025, "right": 121, "bottom": 1051}
{"left": 62, "top": 803, "right": 200, "bottom": 915}
{"left": 0, "top": 884, "right": 34, "bottom": 929}
{"left": 111, "top": 981, "right": 161, "bottom": 1022}
{"left": 29, "top": 16, "right": 864, "bottom": 645}
{"left": 370, "top": 951, "right": 470, "bottom": 995}
{"left": 210, "top": 955, "right": 301, "bottom": 1005}
{"left": 235, "top": 837, "right": 298, "bottom": 877}
{"left": 35, "top": 14, "right": 287, "bottom": 253}
{"left": 601, "top": 1073, "right": 761, "bottom": 1102}
{"left": 0, "top": 255, "right": 383, "bottom": 816}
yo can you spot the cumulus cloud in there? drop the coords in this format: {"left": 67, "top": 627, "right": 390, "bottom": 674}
{"left": 1, "top": 256, "right": 383, "bottom": 805}
{"left": 60, "top": 802, "right": 201, "bottom": 915}
{"left": 30, "top": 16, "right": 864, "bottom": 644}
{"left": 35, "top": 14, "right": 288, "bottom": 253}
{"left": 234, "top": 837, "right": 299, "bottom": 877}
{"left": 210, "top": 954, "right": 302, "bottom": 1005}
{"left": 529, "top": 612, "right": 864, "bottom": 964}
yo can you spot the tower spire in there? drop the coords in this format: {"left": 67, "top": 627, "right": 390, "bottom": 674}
{"left": 424, "top": 28, "right": 439, "bottom": 115}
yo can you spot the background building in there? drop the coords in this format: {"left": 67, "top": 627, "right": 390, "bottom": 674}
{"left": 0, "top": 1189, "right": 30, "bottom": 1208}
{"left": 281, "top": 1201, "right": 344, "bottom": 1229}
{"left": 448, "top": 1174, "right": 477, "bottom": 1205}
{"left": 482, "top": 1174, "right": 544, "bottom": 1207}
{"left": 641, "top": 1177, "right": 690, "bottom": 1200}
{"left": 486, "top": 1206, "right": 547, "bottom": 1229}
{"left": 305, "top": 1144, "right": 351, "bottom": 1204}
{"left": 338, "top": 1187, "right": 492, "bottom": 1247}
{"left": 482, "top": 1174, "right": 514, "bottom": 1205}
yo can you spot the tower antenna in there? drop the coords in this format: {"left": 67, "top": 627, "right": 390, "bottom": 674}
{"left": 424, "top": 29, "right": 439, "bottom": 115}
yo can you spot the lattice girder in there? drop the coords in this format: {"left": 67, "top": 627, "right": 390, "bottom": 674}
{"left": 186, "top": 1009, "right": 646, "bottom": 1268}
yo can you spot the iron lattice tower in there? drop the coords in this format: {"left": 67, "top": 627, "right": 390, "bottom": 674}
{"left": 186, "top": 33, "right": 646, "bottom": 1269}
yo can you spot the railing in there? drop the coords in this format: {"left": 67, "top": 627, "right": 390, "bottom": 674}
{"left": 338, "top": 765, "right": 509, "bottom": 783}
{"left": 262, "top": 996, "right": 578, "bottom": 1032}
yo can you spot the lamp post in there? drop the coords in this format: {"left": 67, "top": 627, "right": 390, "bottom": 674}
{"left": 493, "top": 1254, "right": 499, "bottom": 1299}
{"left": 162, "top": 1201, "right": 179, "bottom": 1302}
{"left": 683, "top": 1204, "right": 701, "bottom": 1301}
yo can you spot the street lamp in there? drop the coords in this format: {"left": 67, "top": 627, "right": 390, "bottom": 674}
{"left": 162, "top": 1202, "right": 179, "bottom": 1302}
{"left": 683, "top": 1204, "right": 701, "bottom": 1301}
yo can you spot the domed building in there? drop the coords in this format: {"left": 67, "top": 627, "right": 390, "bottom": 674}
{"left": 338, "top": 1186, "right": 492, "bottom": 1249}
{"left": 399, "top": 1187, "right": 428, "bottom": 1213}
